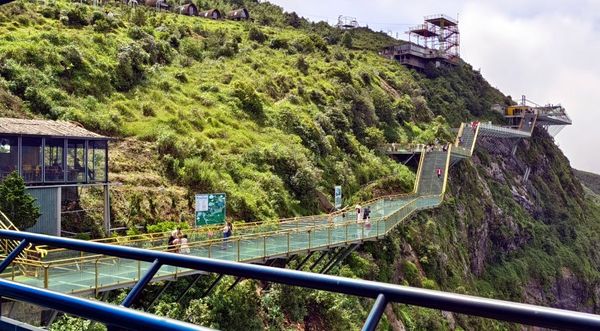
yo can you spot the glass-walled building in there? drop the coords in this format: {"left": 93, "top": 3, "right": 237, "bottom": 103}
{"left": 0, "top": 119, "right": 108, "bottom": 185}
{"left": 0, "top": 118, "right": 111, "bottom": 236}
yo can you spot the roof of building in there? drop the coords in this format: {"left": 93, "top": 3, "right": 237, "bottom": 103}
{"left": 0, "top": 118, "right": 108, "bottom": 139}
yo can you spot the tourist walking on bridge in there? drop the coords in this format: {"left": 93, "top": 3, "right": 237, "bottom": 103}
{"left": 179, "top": 234, "right": 190, "bottom": 254}
{"left": 355, "top": 204, "right": 362, "bottom": 222}
{"left": 436, "top": 168, "right": 442, "bottom": 179}
{"left": 222, "top": 221, "right": 233, "bottom": 249}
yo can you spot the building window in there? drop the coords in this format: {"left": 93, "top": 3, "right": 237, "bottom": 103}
{"left": 0, "top": 136, "right": 18, "bottom": 181}
{"left": 88, "top": 140, "right": 107, "bottom": 182}
{"left": 22, "top": 137, "right": 42, "bottom": 183}
{"left": 67, "top": 140, "right": 85, "bottom": 182}
{"left": 44, "top": 138, "right": 65, "bottom": 182}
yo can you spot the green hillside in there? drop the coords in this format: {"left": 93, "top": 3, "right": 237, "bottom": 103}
{"left": 2, "top": 1, "right": 600, "bottom": 330}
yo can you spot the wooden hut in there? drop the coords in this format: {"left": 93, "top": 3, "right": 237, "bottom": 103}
{"left": 177, "top": 3, "right": 198, "bottom": 16}
{"left": 144, "top": 0, "right": 169, "bottom": 10}
{"left": 198, "top": 9, "right": 222, "bottom": 19}
{"left": 227, "top": 8, "right": 249, "bottom": 20}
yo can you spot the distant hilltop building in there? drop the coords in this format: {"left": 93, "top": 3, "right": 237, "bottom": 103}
{"left": 381, "top": 14, "right": 460, "bottom": 70}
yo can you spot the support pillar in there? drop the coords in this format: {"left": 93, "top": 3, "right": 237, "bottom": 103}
{"left": 103, "top": 184, "right": 110, "bottom": 235}
{"left": 56, "top": 187, "right": 61, "bottom": 237}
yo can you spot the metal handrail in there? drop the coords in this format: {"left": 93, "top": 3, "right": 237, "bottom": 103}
{"left": 0, "top": 230, "right": 599, "bottom": 331}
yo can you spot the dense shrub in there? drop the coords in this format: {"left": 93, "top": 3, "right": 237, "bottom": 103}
{"left": 341, "top": 31, "right": 353, "bottom": 48}
{"left": 248, "top": 26, "right": 267, "bottom": 43}
{"left": 269, "top": 37, "right": 288, "bottom": 50}
{"left": 64, "top": 4, "right": 90, "bottom": 27}
{"left": 179, "top": 38, "right": 204, "bottom": 61}
{"left": 112, "top": 43, "right": 149, "bottom": 91}
{"left": 231, "top": 81, "right": 263, "bottom": 116}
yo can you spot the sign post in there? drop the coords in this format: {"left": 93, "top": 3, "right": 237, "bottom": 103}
{"left": 334, "top": 186, "right": 342, "bottom": 210}
{"left": 195, "top": 193, "right": 226, "bottom": 226}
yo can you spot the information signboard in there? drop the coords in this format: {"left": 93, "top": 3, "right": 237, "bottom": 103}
{"left": 195, "top": 193, "right": 226, "bottom": 226}
{"left": 334, "top": 185, "right": 342, "bottom": 210}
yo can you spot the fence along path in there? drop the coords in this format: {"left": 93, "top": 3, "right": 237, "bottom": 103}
{"left": 0, "top": 121, "right": 532, "bottom": 295}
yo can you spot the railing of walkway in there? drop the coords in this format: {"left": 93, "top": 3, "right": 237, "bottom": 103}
{"left": 0, "top": 230, "right": 599, "bottom": 331}
{"left": 0, "top": 194, "right": 444, "bottom": 294}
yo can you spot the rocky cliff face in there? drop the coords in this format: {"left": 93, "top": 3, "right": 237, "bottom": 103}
{"left": 361, "top": 127, "right": 600, "bottom": 329}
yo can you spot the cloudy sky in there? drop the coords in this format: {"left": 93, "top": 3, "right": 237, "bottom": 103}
{"left": 270, "top": 0, "right": 600, "bottom": 174}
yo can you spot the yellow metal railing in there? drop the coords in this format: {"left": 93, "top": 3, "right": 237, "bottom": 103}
{"left": 3, "top": 121, "right": 500, "bottom": 294}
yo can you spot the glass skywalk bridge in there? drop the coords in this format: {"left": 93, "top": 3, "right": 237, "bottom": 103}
{"left": 0, "top": 121, "right": 527, "bottom": 296}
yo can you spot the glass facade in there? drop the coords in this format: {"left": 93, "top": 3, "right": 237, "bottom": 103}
{"left": 44, "top": 138, "right": 65, "bottom": 182}
{"left": 22, "top": 137, "right": 43, "bottom": 183}
{"left": 0, "top": 136, "right": 18, "bottom": 180}
{"left": 67, "top": 140, "right": 85, "bottom": 182}
{"left": 87, "top": 140, "right": 107, "bottom": 183}
{"left": 0, "top": 136, "right": 108, "bottom": 185}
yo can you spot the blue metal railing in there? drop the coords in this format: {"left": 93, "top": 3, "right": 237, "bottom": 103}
{"left": 1, "top": 230, "right": 600, "bottom": 331}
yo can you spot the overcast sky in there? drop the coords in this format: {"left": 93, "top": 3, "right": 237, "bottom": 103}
{"left": 269, "top": 0, "right": 600, "bottom": 174}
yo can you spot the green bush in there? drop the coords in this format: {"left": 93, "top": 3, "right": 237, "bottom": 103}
{"left": 231, "top": 81, "right": 263, "bottom": 116}
{"left": 180, "top": 38, "right": 203, "bottom": 61}
{"left": 146, "top": 220, "right": 190, "bottom": 233}
{"left": 0, "top": 172, "right": 40, "bottom": 230}
{"left": 269, "top": 37, "right": 288, "bottom": 50}
{"left": 64, "top": 4, "right": 90, "bottom": 27}
{"left": 112, "top": 43, "right": 149, "bottom": 91}
{"left": 248, "top": 26, "right": 267, "bottom": 43}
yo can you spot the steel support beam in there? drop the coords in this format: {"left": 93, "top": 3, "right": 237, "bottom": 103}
{"left": 322, "top": 244, "right": 358, "bottom": 274}
{"left": 318, "top": 247, "right": 346, "bottom": 273}
{"left": 176, "top": 274, "right": 203, "bottom": 304}
{"left": 146, "top": 280, "right": 173, "bottom": 312}
{"left": 294, "top": 251, "right": 314, "bottom": 270}
{"left": 308, "top": 251, "right": 330, "bottom": 271}
{"left": 201, "top": 274, "right": 224, "bottom": 298}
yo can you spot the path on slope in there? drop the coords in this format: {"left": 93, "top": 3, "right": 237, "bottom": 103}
{"left": 0, "top": 121, "right": 534, "bottom": 295}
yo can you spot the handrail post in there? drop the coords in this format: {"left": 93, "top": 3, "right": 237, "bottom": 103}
{"left": 308, "top": 230, "right": 311, "bottom": 249}
{"left": 345, "top": 223, "right": 348, "bottom": 243}
{"left": 94, "top": 258, "right": 99, "bottom": 295}
{"left": 43, "top": 264, "right": 49, "bottom": 289}
{"left": 208, "top": 243, "right": 211, "bottom": 259}
{"left": 237, "top": 238, "right": 241, "bottom": 261}
{"left": 137, "top": 260, "right": 141, "bottom": 280}
{"left": 287, "top": 232, "right": 290, "bottom": 255}
{"left": 263, "top": 236, "right": 266, "bottom": 259}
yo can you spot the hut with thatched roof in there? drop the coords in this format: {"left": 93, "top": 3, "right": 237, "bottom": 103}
{"left": 227, "top": 8, "right": 249, "bottom": 20}
{"left": 177, "top": 3, "right": 198, "bottom": 16}
{"left": 198, "top": 9, "right": 222, "bottom": 19}
{"left": 144, "top": 0, "right": 169, "bottom": 10}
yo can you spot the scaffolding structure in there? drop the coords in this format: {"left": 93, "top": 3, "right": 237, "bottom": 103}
{"left": 336, "top": 15, "right": 359, "bottom": 29}
{"left": 381, "top": 14, "right": 460, "bottom": 70}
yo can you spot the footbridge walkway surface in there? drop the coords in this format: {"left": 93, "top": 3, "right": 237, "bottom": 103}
{"left": 0, "top": 120, "right": 535, "bottom": 296}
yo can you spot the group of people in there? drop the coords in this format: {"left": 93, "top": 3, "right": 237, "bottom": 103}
{"left": 354, "top": 204, "right": 372, "bottom": 237}
{"left": 167, "top": 228, "right": 191, "bottom": 254}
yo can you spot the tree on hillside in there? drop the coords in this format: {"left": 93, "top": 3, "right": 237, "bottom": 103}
{"left": 0, "top": 172, "right": 40, "bottom": 230}
{"left": 341, "top": 31, "right": 353, "bottom": 48}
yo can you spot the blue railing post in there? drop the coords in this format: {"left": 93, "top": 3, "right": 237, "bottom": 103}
{"left": 0, "top": 239, "right": 28, "bottom": 273}
{"left": 121, "top": 259, "right": 162, "bottom": 308}
{"left": 362, "top": 293, "right": 387, "bottom": 331}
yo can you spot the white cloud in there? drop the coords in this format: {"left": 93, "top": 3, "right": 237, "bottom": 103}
{"left": 269, "top": 0, "right": 600, "bottom": 173}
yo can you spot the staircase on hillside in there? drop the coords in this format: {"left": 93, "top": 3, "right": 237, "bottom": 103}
{"left": 417, "top": 151, "right": 447, "bottom": 196}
